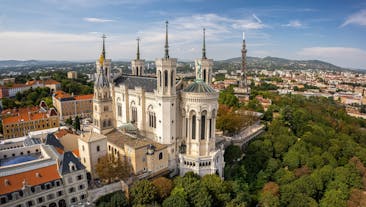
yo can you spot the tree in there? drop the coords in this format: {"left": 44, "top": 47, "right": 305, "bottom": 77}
{"left": 95, "top": 155, "right": 131, "bottom": 183}
{"left": 65, "top": 117, "right": 73, "bottom": 126}
{"left": 130, "top": 180, "right": 158, "bottom": 205}
{"left": 163, "top": 195, "right": 189, "bottom": 207}
{"left": 152, "top": 177, "right": 173, "bottom": 201}
{"left": 73, "top": 116, "right": 81, "bottom": 130}
{"left": 96, "top": 190, "right": 128, "bottom": 207}
{"left": 224, "top": 145, "right": 242, "bottom": 164}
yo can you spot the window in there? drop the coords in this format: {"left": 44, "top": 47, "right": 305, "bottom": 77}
{"left": 159, "top": 71, "right": 162, "bottom": 87}
{"left": 159, "top": 152, "right": 163, "bottom": 160}
{"left": 201, "top": 114, "right": 206, "bottom": 140}
{"left": 71, "top": 197, "right": 77, "bottom": 203}
{"left": 80, "top": 194, "right": 86, "bottom": 200}
{"left": 209, "top": 119, "right": 212, "bottom": 139}
{"left": 82, "top": 145, "right": 85, "bottom": 151}
{"left": 118, "top": 104, "right": 122, "bottom": 117}
{"left": 68, "top": 187, "right": 75, "bottom": 193}
{"left": 27, "top": 200, "right": 34, "bottom": 207}
{"left": 164, "top": 70, "right": 168, "bottom": 87}
{"left": 192, "top": 115, "right": 196, "bottom": 139}
{"left": 37, "top": 197, "right": 44, "bottom": 203}
{"left": 57, "top": 191, "right": 63, "bottom": 197}
{"left": 203, "top": 69, "right": 206, "bottom": 82}
{"left": 148, "top": 112, "right": 156, "bottom": 128}
{"left": 97, "top": 146, "right": 100, "bottom": 152}
{"left": 79, "top": 184, "right": 84, "bottom": 190}
{"left": 171, "top": 71, "right": 174, "bottom": 87}
{"left": 104, "top": 106, "right": 109, "bottom": 112}
{"left": 131, "top": 107, "right": 137, "bottom": 123}
{"left": 68, "top": 177, "right": 73, "bottom": 184}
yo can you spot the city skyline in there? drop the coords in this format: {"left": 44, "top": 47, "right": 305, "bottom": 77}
{"left": 0, "top": 0, "right": 365, "bottom": 69}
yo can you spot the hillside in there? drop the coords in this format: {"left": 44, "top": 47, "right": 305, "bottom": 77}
{"left": 217, "top": 56, "right": 345, "bottom": 71}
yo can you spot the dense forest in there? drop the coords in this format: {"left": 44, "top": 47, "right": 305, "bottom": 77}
{"left": 96, "top": 94, "right": 366, "bottom": 207}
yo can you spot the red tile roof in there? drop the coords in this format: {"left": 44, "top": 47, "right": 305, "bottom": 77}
{"left": 74, "top": 94, "right": 93, "bottom": 100}
{"left": 1, "top": 106, "right": 55, "bottom": 125}
{"left": 0, "top": 165, "right": 61, "bottom": 195}
{"left": 44, "top": 79, "right": 60, "bottom": 85}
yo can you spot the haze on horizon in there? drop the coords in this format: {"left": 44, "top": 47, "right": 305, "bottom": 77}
{"left": 0, "top": 0, "right": 365, "bottom": 69}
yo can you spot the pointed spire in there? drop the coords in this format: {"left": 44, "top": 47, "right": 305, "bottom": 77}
{"left": 164, "top": 21, "right": 169, "bottom": 59}
{"left": 136, "top": 37, "right": 140, "bottom": 60}
{"left": 202, "top": 28, "right": 206, "bottom": 59}
{"left": 102, "top": 34, "right": 106, "bottom": 59}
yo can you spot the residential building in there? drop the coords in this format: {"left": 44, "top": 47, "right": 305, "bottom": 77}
{"left": 0, "top": 135, "right": 88, "bottom": 207}
{"left": 67, "top": 71, "right": 78, "bottom": 79}
{"left": 1, "top": 102, "right": 59, "bottom": 139}
{"left": 52, "top": 91, "right": 93, "bottom": 121}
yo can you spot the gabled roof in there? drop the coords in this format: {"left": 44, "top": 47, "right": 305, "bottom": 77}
{"left": 0, "top": 165, "right": 61, "bottom": 195}
{"left": 45, "top": 133, "right": 64, "bottom": 150}
{"left": 114, "top": 75, "right": 157, "bottom": 92}
{"left": 59, "top": 151, "right": 85, "bottom": 175}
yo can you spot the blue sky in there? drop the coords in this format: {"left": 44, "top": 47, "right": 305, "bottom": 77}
{"left": 0, "top": 0, "right": 365, "bottom": 69}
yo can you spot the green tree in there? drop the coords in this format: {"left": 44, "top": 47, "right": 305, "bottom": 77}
{"left": 163, "top": 195, "right": 189, "bottom": 207}
{"left": 130, "top": 180, "right": 159, "bottom": 205}
{"left": 73, "top": 116, "right": 81, "bottom": 130}
{"left": 96, "top": 190, "right": 128, "bottom": 207}
{"left": 65, "top": 117, "right": 73, "bottom": 126}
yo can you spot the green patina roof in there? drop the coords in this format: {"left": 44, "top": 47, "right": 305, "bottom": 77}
{"left": 183, "top": 80, "right": 216, "bottom": 93}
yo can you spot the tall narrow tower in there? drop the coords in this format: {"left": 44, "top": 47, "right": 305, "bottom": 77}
{"left": 93, "top": 34, "right": 114, "bottom": 135}
{"left": 240, "top": 32, "right": 248, "bottom": 89}
{"left": 131, "top": 37, "right": 145, "bottom": 76}
{"left": 155, "top": 21, "right": 178, "bottom": 173}
{"left": 195, "top": 28, "right": 213, "bottom": 85}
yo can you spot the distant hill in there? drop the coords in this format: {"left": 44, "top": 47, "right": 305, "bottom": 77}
{"left": 218, "top": 56, "right": 345, "bottom": 71}
{"left": 0, "top": 60, "right": 74, "bottom": 68}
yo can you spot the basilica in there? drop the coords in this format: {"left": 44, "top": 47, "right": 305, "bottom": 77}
{"left": 83, "top": 22, "right": 225, "bottom": 178}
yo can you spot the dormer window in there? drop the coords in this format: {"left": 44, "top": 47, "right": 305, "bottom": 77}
{"left": 68, "top": 162, "right": 76, "bottom": 172}
{"left": 35, "top": 173, "right": 41, "bottom": 178}
{"left": 4, "top": 179, "right": 10, "bottom": 186}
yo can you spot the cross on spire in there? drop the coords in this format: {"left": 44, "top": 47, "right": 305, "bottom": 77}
{"left": 202, "top": 28, "right": 206, "bottom": 59}
{"left": 164, "top": 21, "right": 169, "bottom": 59}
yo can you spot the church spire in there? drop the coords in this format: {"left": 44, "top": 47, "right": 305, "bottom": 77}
{"left": 102, "top": 34, "right": 106, "bottom": 59}
{"left": 136, "top": 37, "right": 140, "bottom": 60}
{"left": 99, "top": 34, "right": 107, "bottom": 65}
{"left": 164, "top": 21, "right": 169, "bottom": 59}
{"left": 202, "top": 28, "right": 206, "bottom": 59}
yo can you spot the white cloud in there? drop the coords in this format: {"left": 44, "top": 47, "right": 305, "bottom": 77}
{"left": 282, "top": 20, "right": 303, "bottom": 28}
{"left": 0, "top": 13, "right": 269, "bottom": 61}
{"left": 83, "top": 17, "right": 114, "bottom": 23}
{"left": 297, "top": 47, "right": 366, "bottom": 69}
{"left": 341, "top": 10, "right": 366, "bottom": 27}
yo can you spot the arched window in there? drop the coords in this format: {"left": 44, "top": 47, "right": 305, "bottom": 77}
{"left": 96, "top": 146, "right": 100, "bottom": 152}
{"left": 159, "top": 71, "right": 162, "bottom": 87}
{"left": 164, "top": 70, "right": 168, "bottom": 87}
{"left": 108, "top": 119, "right": 112, "bottom": 126}
{"left": 203, "top": 69, "right": 207, "bottom": 82}
{"left": 171, "top": 71, "right": 174, "bottom": 87}
{"left": 103, "top": 120, "right": 107, "bottom": 127}
{"left": 201, "top": 114, "right": 206, "bottom": 139}
{"left": 132, "top": 107, "right": 137, "bottom": 123}
{"left": 159, "top": 152, "right": 163, "bottom": 160}
{"left": 192, "top": 115, "right": 196, "bottom": 139}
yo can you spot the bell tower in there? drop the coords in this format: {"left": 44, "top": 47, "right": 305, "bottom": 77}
{"left": 155, "top": 21, "right": 178, "bottom": 174}
{"left": 195, "top": 28, "right": 213, "bottom": 85}
{"left": 93, "top": 34, "right": 114, "bottom": 135}
{"left": 131, "top": 37, "right": 145, "bottom": 76}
